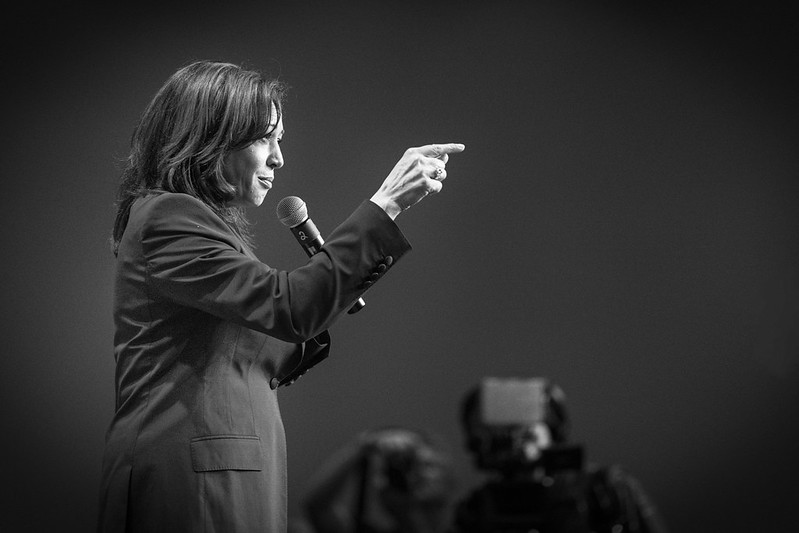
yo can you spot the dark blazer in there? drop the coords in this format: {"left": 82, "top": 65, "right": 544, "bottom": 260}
{"left": 97, "top": 192, "right": 411, "bottom": 532}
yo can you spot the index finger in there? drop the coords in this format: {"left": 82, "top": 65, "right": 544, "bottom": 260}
{"left": 419, "top": 143, "right": 466, "bottom": 159}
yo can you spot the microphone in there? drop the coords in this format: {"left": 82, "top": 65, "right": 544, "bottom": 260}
{"left": 276, "top": 196, "right": 365, "bottom": 314}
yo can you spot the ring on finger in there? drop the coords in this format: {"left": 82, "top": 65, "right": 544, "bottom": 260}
{"left": 434, "top": 167, "right": 444, "bottom": 179}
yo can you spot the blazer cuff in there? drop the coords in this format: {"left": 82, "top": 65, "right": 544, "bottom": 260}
{"left": 348, "top": 200, "right": 412, "bottom": 291}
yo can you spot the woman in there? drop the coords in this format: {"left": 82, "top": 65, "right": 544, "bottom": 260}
{"left": 97, "top": 60, "right": 464, "bottom": 533}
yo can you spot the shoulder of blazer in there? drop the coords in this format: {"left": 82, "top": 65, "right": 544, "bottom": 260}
{"left": 136, "top": 192, "right": 223, "bottom": 227}
{"left": 135, "top": 192, "right": 246, "bottom": 254}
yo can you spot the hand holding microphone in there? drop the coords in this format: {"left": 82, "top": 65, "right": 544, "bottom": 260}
{"left": 370, "top": 143, "right": 465, "bottom": 219}
{"left": 277, "top": 196, "right": 366, "bottom": 314}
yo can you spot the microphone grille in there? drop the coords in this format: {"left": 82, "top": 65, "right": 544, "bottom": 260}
{"left": 276, "top": 196, "right": 308, "bottom": 227}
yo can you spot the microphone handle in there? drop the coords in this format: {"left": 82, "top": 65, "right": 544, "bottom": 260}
{"left": 289, "top": 220, "right": 366, "bottom": 314}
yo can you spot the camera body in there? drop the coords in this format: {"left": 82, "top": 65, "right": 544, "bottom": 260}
{"left": 454, "top": 467, "right": 591, "bottom": 533}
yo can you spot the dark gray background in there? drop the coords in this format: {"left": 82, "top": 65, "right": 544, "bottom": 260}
{"left": 2, "top": 1, "right": 797, "bottom": 531}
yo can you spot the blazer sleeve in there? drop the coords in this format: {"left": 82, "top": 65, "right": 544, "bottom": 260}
{"left": 138, "top": 193, "right": 411, "bottom": 343}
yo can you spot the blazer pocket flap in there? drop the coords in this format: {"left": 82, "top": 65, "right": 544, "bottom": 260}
{"left": 190, "top": 435, "right": 263, "bottom": 472}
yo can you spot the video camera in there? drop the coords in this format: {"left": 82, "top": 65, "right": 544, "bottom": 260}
{"left": 455, "top": 378, "right": 591, "bottom": 532}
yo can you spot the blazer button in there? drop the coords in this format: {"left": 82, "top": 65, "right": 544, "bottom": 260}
{"left": 369, "top": 272, "right": 380, "bottom": 281}
{"left": 384, "top": 256, "right": 394, "bottom": 266}
{"left": 363, "top": 280, "right": 374, "bottom": 288}
{"left": 269, "top": 377, "right": 280, "bottom": 390}
{"left": 376, "top": 263, "right": 388, "bottom": 274}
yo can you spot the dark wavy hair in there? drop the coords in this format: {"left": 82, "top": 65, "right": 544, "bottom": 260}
{"left": 111, "top": 60, "right": 286, "bottom": 255}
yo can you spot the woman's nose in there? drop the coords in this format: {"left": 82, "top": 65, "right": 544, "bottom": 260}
{"left": 268, "top": 145, "right": 284, "bottom": 169}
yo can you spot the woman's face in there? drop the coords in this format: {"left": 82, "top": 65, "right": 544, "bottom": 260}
{"left": 223, "top": 111, "right": 284, "bottom": 207}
